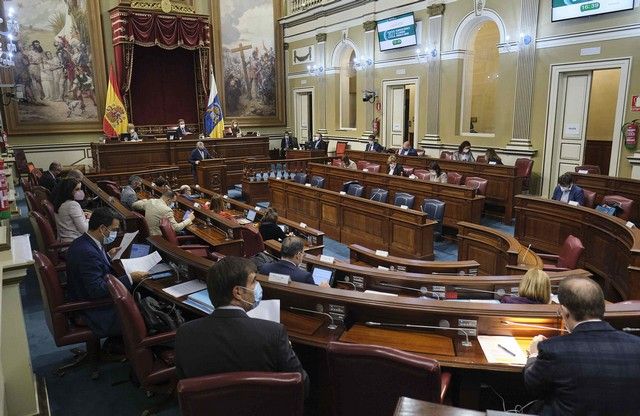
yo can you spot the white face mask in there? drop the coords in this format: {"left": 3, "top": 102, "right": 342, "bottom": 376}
{"left": 560, "top": 186, "right": 571, "bottom": 193}
{"left": 463, "top": 148, "right": 470, "bottom": 154}
{"left": 179, "top": 123, "right": 185, "bottom": 128}
{"left": 130, "top": 129, "right": 135, "bottom": 134}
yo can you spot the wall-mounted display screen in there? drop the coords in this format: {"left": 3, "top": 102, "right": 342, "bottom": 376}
{"left": 552, "top": 0, "right": 634, "bottom": 22}
{"left": 377, "top": 12, "right": 417, "bottom": 51}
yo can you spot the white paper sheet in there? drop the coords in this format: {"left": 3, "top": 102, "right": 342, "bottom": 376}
{"left": 120, "top": 251, "right": 162, "bottom": 278}
{"left": 477, "top": 335, "right": 527, "bottom": 365}
{"left": 162, "top": 280, "right": 207, "bottom": 298}
{"left": 112, "top": 230, "right": 140, "bottom": 260}
{"left": 11, "top": 235, "right": 33, "bottom": 263}
{"left": 247, "top": 299, "right": 281, "bottom": 322}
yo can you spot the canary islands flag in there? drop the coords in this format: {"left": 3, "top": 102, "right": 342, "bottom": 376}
{"left": 204, "top": 67, "right": 224, "bottom": 138}
{"left": 102, "top": 65, "right": 128, "bottom": 138}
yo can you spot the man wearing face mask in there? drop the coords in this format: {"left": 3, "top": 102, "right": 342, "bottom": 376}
{"left": 259, "top": 236, "right": 330, "bottom": 287}
{"left": 280, "top": 130, "right": 298, "bottom": 151}
{"left": 40, "top": 161, "right": 63, "bottom": 193}
{"left": 132, "top": 190, "right": 195, "bottom": 236}
{"left": 120, "top": 175, "right": 142, "bottom": 209}
{"left": 175, "top": 256, "right": 310, "bottom": 396}
{"left": 66, "top": 207, "right": 148, "bottom": 338}
{"left": 551, "top": 173, "right": 584, "bottom": 206}
{"left": 188, "top": 141, "right": 212, "bottom": 180}
{"left": 309, "top": 132, "right": 328, "bottom": 151}
{"left": 365, "top": 134, "right": 383, "bottom": 152}
{"left": 524, "top": 277, "right": 640, "bottom": 415}
{"left": 173, "top": 118, "right": 192, "bottom": 140}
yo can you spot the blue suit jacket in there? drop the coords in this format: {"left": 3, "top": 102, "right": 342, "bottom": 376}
{"left": 365, "top": 142, "right": 384, "bottom": 152}
{"left": 398, "top": 148, "right": 418, "bottom": 156}
{"left": 66, "top": 233, "right": 130, "bottom": 338}
{"left": 189, "top": 148, "right": 212, "bottom": 173}
{"left": 259, "top": 260, "right": 315, "bottom": 285}
{"left": 524, "top": 321, "right": 640, "bottom": 416}
{"left": 551, "top": 185, "right": 585, "bottom": 206}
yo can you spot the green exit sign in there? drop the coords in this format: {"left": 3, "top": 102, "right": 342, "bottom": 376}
{"left": 581, "top": 2, "right": 600, "bottom": 12}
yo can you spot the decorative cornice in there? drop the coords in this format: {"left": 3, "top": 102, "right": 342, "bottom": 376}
{"left": 427, "top": 4, "right": 445, "bottom": 17}
{"left": 129, "top": 1, "right": 195, "bottom": 14}
{"left": 315, "top": 33, "right": 327, "bottom": 43}
{"left": 363, "top": 20, "right": 377, "bottom": 31}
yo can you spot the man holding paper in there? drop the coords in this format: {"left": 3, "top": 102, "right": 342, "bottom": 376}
{"left": 66, "top": 207, "right": 149, "bottom": 339}
{"left": 132, "top": 190, "right": 195, "bottom": 236}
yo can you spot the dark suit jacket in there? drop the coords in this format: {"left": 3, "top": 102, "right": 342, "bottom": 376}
{"left": 398, "top": 148, "right": 418, "bottom": 156}
{"left": 310, "top": 139, "right": 328, "bottom": 151}
{"left": 524, "top": 320, "right": 640, "bottom": 416}
{"left": 260, "top": 260, "right": 314, "bottom": 285}
{"left": 175, "top": 308, "right": 309, "bottom": 396}
{"left": 40, "top": 170, "right": 58, "bottom": 193}
{"left": 66, "top": 233, "right": 131, "bottom": 338}
{"left": 259, "top": 221, "right": 286, "bottom": 242}
{"left": 188, "top": 148, "right": 212, "bottom": 172}
{"left": 387, "top": 163, "right": 404, "bottom": 176}
{"left": 551, "top": 185, "right": 585, "bottom": 206}
{"left": 281, "top": 136, "right": 299, "bottom": 150}
{"left": 173, "top": 126, "right": 192, "bottom": 140}
{"left": 365, "top": 142, "right": 384, "bottom": 152}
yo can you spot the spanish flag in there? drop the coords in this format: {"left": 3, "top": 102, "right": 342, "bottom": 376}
{"left": 103, "top": 65, "right": 128, "bottom": 138}
{"left": 204, "top": 66, "right": 224, "bottom": 138}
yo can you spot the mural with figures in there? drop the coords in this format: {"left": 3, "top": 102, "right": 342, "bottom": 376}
{"left": 219, "top": 0, "right": 276, "bottom": 117}
{"left": 12, "top": 0, "right": 98, "bottom": 123}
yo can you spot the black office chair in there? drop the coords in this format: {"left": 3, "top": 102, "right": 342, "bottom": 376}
{"left": 310, "top": 176, "right": 325, "bottom": 188}
{"left": 393, "top": 193, "right": 415, "bottom": 208}
{"left": 293, "top": 173, "right": 307, "bottom": 184}
{"left": 346, "top": 184, "right": 365, "bottom": 198}
{"left": 369, "top": 188, "right": 389, "bottom": 203}
{"left": 342, "top": 180, "right": 359, "bottom": 192}
{"left": 421, "top": 199, "right": 446, "bottom": 240}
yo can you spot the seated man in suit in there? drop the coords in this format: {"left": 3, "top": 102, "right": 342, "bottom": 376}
{"left": 260, "top": 236, "right": 329, "bottom": 287}
{"left": 188, "top": 141, "right": 212, "bottom": 180}
{"left": 551, "top": 172, "right": 585, "bottom": 206}
{"left": 120, "top": 175, "right": 142, "bottom": 209}
{"left": 40, "top": 161, "right": 63, "bottom": 193}
{"left": 524, "top": 276, "right": 640, "bottom": 415}
{"left": 365, "top": 134, "right": 384, "bottom": 152}
{"left": 173, "top": 118, "right": 192, "bottom": 140}
{"left": 66, "top": 207, "right": 147, "bottom": 338}
{"left": 387, "top": 155, "right": 403, "bottom": 176}
{"left": 281, "top": 131, "right": 298, "bottom": 151}
{"left": 175, "top": 256, "right": 310, "bottom": 396}
{"left": 309, "top": 133, "right": 328, "bottom": 151}
{"left": 398, "top": 140, "right": 418, "bottom": 156}
{"left": 131, "top": 190, "right": 195, "bottom": 236}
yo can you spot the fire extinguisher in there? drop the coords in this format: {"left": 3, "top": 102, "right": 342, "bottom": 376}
{"left": 372, "top": 118, "right": 380, "bottom": 136}
{"left": 623, "top": 119, "right": 640, "bottom": 150}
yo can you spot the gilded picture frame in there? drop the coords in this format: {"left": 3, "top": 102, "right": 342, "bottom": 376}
{"left": 0, "top": 0, "right": 107, "bottom": 135}
{"left": 210, "top": 0, "right": 285, "bottom": 127}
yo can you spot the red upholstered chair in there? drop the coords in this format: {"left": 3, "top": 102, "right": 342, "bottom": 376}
{"left": 106, "top": 275, "right": 176, "bottom": 394}
{"left": 33, "top": 185, "right": 52, "bottom": 202}
{"left": 240, "top": 226, "right": 265, "bottom": 258}
{"left": 439, "top": 151, "right": 454, "bottom": 160}
{"left": 413, "top": 169, "right": 430, "bottom": 180}
{"left": 575, "top": 165, "right": 601, "bottom": 174}
{"left": 29, "top": 211, "right": 69, "bottom": 272}
{"left": 33, "top": 251, "right": 104, "bottom": 378}
{"left": 327, "top": 342, "right": 451, "bottom": 416}
{"left": 582, "top": 189, "right": 597, "bottom": 209}
{"left": 602, "top": 195, "right": 635, "bottom": 221}
{"left": 29, "top": 168, "right": 43, "bottom": 186}
{"left": 25, "top": 191, "right": 43, "bottom": 213}
{"left": 447, "top": 172, "right": 463, "bottom": 185}
{"left": 96, "top": 180, "right": 119, "bottom": 193}
{"left": 21, "top": 177, "right": 32, "bottom": 193}
{"left": 335, "top": 141, "right": 348, "bottom": 157}
{"left": 130, "top": 211, "right": 150, "bottom": 241}
{"left": 41, "top": 199, "right": 58, "bottom": 236}
{"left": 364, "top": 163, "right": 381, "bottom": 173}
{"left": 540, "top": 234, "right": 585, "bottom": 271}
{"left": 14, "top": 149, "right": 30, "bottom": 177}
{"left": 464, "top": 176, "right": 488, "bottom": 195}
{"left": 476, "top": 155, "right": 487, "bottom": 164}
{"left": 105, "top": 184, "right": 121, "bottom": 200}
{"left": 402, "top": 167, "right": 415, "bottom": 177}
{"left": 177, "top": 372, "right": 304, "bottom": 416}
{"left": 515, "top": 158, "right": 534, "bottom": 193}
{"left": 159, "top": 217, "right": 212, "bottom": 258}
{"left": 356, "top": 160, "right": 369, "bottom": 171}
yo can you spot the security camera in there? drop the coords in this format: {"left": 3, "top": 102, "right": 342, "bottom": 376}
{"left": 362, "top": 90, "right": 377, "bottom": 103}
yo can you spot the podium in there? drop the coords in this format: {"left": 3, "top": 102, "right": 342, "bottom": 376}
{"left": 286, "top": 149, "right": 326, "bottom": 159}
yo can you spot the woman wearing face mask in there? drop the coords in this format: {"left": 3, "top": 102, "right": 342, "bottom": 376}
{"left": 174, "top": 118, "right": 192, "bottom": 140}
{"left": 127, "top": 123, "right": 140, "bottom": 141}
{"left": 427, "top": 161, "right": 448, "bottom": 183}
{"left": 453, "top": 140, "right": 475, "bottom": 162}
{"left": 53, "top": 178, "right": 90, "bottom": 243}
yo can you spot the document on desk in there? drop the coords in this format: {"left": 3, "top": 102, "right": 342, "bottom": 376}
{"left": 112, "top": 230, "right": 140, "bottom": 260}
{"left": 247, "top": 299, "right": 280, "bottom": 323}
{"left": 120, "top": 251, "right": 162, "bottom": 279}
{"left": 162, "top": 280, "right": 207, "bottom": 298}
{"left": 11, "top": 235, "right": 33, "bottom": 263}
{"left": 478, "top": 335, "right": 527, "bottom": 365}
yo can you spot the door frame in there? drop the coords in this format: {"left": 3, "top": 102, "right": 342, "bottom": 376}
{"left": 292, "top": 87, "right": 315, "bottom": 141}
{"left": 381, "top": 78, "right": 420, "bottom": 148}
{"left": 542, "top": 58, "right": 631, "bottom": 196}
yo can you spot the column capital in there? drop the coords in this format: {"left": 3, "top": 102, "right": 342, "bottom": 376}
{"left": 315, "top": 33, "right": 327, "bottom": 43}
{"left": 427, "top": 4, "right": 445, "bottom": 16}
{"left": 363, "top": 20, "right": 377, "bottom": 31}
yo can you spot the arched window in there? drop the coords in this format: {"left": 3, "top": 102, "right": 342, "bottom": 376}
{"left": 339, "top": 49, "right": 357, "bottom": 129}
{"left": 460, "top": 21, "right": 499, "bottom": 135}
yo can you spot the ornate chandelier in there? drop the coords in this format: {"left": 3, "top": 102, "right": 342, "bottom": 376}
{"left": 0, "top": 6, "right": 18, "bottom": 67}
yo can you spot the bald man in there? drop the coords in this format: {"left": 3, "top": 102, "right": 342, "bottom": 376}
{"left": 188, "top": 141, "right": 212, "bottom": 180}
{"left": 524, "top": 277, "right": 640, "bottom": 415}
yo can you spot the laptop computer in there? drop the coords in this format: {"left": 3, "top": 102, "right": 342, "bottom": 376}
{"left": 237, "top": 209, "right": 257, "bottom": 225}
{"left": 130, "top": 243, "right": 151, "bottom": 258}
{"left": 312, "top": 266, "right": 335, "bottom": 287}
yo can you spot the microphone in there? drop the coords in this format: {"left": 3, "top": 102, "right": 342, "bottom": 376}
{"left": 432, "top": 271, "right": 477, "bottom": 276}
{"left": 378, "top": 282, "right": 442, "bottom": 299}
{"left": 289, "top": 306, "right": 337, "bottom": 330}
{"left": 365, "top": 321, "right": 473, "bottom": 347}
{"left": 453, "top": 286, "right": 513, "bottom": 297}
{"left": 623, "top": 327, "right": 640, "bottom": 332}
{"left": 519, "top": 244, "right": 532, "bottom": 264}
{"left": 335, "top": 280, "right": 357, "bottom": 290}
{"left": 501, "top": 320, "right": 568, "bottom": 333}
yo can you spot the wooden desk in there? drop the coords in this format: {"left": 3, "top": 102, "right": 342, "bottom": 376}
{"left": 570, "top": 172, "right": 640, "bottom": 222}
{"left": 457, "top": 221, "right": 543, "bottom": 275}
{"left": 81, "top": 176, "right": 139, "bottom": 233}
{"left": 91, "top": 136, "right": 269, "bottom": 184}
{"left": 86, "top": 165, "right": 180, "bottom": 187}
{"left": 270, "top": 179, "right": 436, "bottom": 260}
{"left": 286, "top": 149, "right": 326, "bottom": 159}
{"left": 514, "top": 195, "right": 640, "bottom": 301}
{"left": 307, "top": 163, "right": 485, "bottom": 230}
{"left": 394, "top": 398, "right": 485, "bottom": 416}
{"left": 345, "top": 150, "right": 523, "bottom": 224}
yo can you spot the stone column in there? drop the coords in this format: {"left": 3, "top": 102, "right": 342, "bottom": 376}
{"left": 422, "top": 4, "right": 445, "bottom": 147}
{"left": 315, "top": 33, "right": 327, "bottom": 134}
{"left": 284, "top": 42, "right": 293, "bottom": 132}
{"left": 362, "top": 20, "right": 376, "bottom": 138}
{"left": 507, "top": 0, "right": 540, "bottom": 151}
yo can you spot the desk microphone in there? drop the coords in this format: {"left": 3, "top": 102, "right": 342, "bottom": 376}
{"left": 289, "top": 306, "right": 337, "bottom": 330}
{"left": 453, "top": 286, "right": 512, "bottom": 297}
{"left": 365, "top": 321, "right": 473, "bottom": 347}
{"left": 501, "top": 320, "right": 568, "bottom": 333}
{"left": 335, "top": 280, "right": 357, "bottom": 290}
{"left": 378, "top": 282, "right": 442, "bottom": 299}
{"left": 519, "top": 244, "right": 532, "bottom": 264}
{"left": 430, "top": 271, "right": 477, "bottom": 276}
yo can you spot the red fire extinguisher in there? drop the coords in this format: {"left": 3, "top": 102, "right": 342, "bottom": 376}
{"left": 623, "top": 119, "right": 640, "bottom": 150}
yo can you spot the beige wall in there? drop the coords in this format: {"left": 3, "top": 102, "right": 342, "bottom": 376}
{"left": 586, "top": 68, "right": 620, "bottom": 141}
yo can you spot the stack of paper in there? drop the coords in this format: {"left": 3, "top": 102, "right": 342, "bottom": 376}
{"left": 121, "top": 251, "right": 162, "bottom": 280}
{"left": 477, "top": 335, "right": 527, "bottom": 365}
{"left": 184, "top": 289, "right": 214, "bottom": 314}
{"left": 247, "top": 299, "right": 280, "bottom": 322}
{"left": 162, "top": 280, "right": 207, "bottom": 298}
